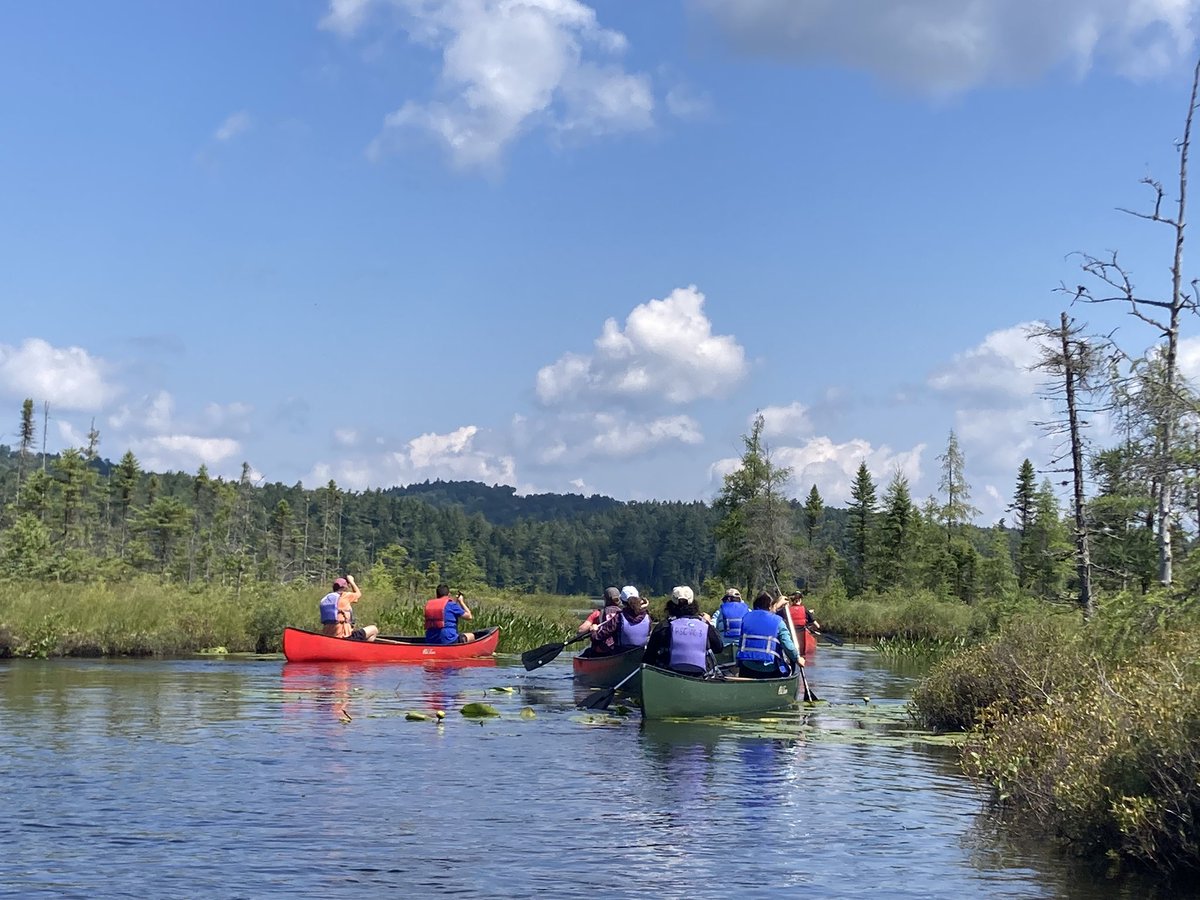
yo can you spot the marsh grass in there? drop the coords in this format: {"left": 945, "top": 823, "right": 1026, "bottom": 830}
{"left": 0, "top": 582, "right": 593, "bottom": 657}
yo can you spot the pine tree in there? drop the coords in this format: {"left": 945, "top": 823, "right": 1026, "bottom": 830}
{"left": 878, "top": 470, "right": 917, "bottom": 590}
{"left": 846, "top": 462, "right": 877, "bottom": 595}
{"left": 17, "top": 398, "right": 35, "bottom": 498}
{"left": 802, "top": 484, "right": 823, "bottom": 544}
{"left": 938, "top": 429, "right": 979, "bottom": 542}
{"left": 1010, "top": 459, "right": 1038, "bottom": 589}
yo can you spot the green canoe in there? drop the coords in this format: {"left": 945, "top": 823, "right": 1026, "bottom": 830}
{"left": 639, "top": 664, "right": 799, "bottom": 719}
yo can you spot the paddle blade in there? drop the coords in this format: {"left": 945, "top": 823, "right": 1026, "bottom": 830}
{"left": 521, "top": 641, "right": 566, "bottom": 671}
{"left": 578, "top": 687, "right": 617, "bottom": 711}
{"left": 815, "top": 630, "right": 844, "bottom": 647}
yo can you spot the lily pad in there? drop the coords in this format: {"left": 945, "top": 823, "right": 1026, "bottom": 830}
{"left": 519, "top": 707, "right": 537, "bottom": 719}
{"left": 490, "top": 686, "right": 515, "bottom": 693}
{"left": 405, "top": 712, "right": 430, "bottom": 721}
{"left": 461, "top": 702, "right": 501, "bottom": 718}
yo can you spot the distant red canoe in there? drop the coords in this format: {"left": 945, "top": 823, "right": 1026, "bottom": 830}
{"left": 282, "top": 626, "right": 501, "bottom": 663}
{"left": 787, "top": 607, "right": 818, "bottom": 657}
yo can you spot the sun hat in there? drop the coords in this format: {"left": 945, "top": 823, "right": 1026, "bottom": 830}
{"left": 619, "top": 585, "right": 639, "bottom": 603}
{"left": 603, "top": 587, "right": 621, "bottom": 603}
{"left": 671, "top": 585, "right": 695, "bottom": 603}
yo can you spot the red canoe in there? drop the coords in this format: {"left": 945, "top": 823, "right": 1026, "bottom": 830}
{"left": 282, "top": 626, "right": 501, "bottom": 663}
{"left": 787, "top": 606, "right": 819, "bottom": 657}
{"left": 572, "top": 645, "right": 644, "bottom": 688}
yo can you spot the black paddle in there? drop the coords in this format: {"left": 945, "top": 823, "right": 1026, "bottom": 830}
{"left": 810, "top": 627, "right": 844, "bottom": 647}
{"left": 521, "top": 631, "right": 590, "bottom": 671}
{"left": 578, "top": 667, "right": 641, "bottom": 711}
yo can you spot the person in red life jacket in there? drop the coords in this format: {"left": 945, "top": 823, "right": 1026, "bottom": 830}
{"left": 590, "top": 587, "right": 653, "bottom": 654}
{"left": 318, "top": 576, "right": 379, "bottom": 641}
{"left": 424, "top": 584, "right": 477, "bottom": 644}
{"left": 780, "top": 592, "right": 808, "bottom": 635}
{"left": 643, "top": 586, "right": 723, "bottom": 676}
{"left": 714, "top": 587, "right": 750, "bottom": 646}
{"left": 736, "top": 592, "right": 800, "bottom": 679}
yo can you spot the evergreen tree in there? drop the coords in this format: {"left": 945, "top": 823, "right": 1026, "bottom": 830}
{"left": 1028, "top": 479, "right": 1071, "bottom": 600}
{"left": 802, "top": 484, "right": 823, "bottom": 544}
{"left": 938, "top": 429, "right": 979, "bottom": 540}
{"left": 1010, "top": 459, "right": 1038, "bottom": 590}
{"left": 846, "top": 462, "right": 877, "bottom": 595}
{"left": 877, "top": 470, "right": 917, "bottom": 590}
{"left": 17, "top": 398, "right": 35, "bottom": 498}
{"left": 714, "top": 413, "right": 795, "bottom": 592}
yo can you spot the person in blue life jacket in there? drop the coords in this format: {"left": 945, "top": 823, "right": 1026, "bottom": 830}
{"left": 736, "top": 591, "right": 801, "bottom": 679}
{"left": 713, "top": 587, "right": 750, "bottom": 645}
{"left": 318, "top": 575, "right": 379, "bottom": 642}
{"left": 643, "top": 586, "right": 723, "bottom": 676}
{"left": 424, "top": 584, "right": 477, "bottom": 644}
{"left": 589, "top": 586, "right": 652, "bottom": 654}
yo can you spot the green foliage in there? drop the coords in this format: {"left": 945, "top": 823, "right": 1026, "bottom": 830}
{"left": 846, "top": 462, "right": 877, "bottom": 595}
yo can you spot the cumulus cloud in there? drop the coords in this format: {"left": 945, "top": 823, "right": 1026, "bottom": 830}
{"left": 537, "top": 285, "right": 746, "bottom": 407}
{"left": 343, "top": 0, "right": 654, "bottom": 167}
{"left": 214, "top": 111, "right": 253, "bottom": 142}
{"left": 307, "top": 424, "right": 517, "bottom": 490}
{"left": 758, "top": 402, "right": 812, "bottom": 440}
{"left": 0, "top": 338, "right": 119, "bottom": 411}
{"left": 711, "top": 435, "right": 925, "bottom": 505}
{"left": 516, "top": 410, "right": 703, "bottom": 466}
{"left": 136, "top": 435, "right": 242, "bottom": 472}
{"left": 928, "top": 323, "right": 1044, "bottom": 406}
{"left": 689, "top": 0, "right": 1199, "bottom": 94}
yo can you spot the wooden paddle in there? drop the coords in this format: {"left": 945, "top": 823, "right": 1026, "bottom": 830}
{"left": 521, "top": 631, "right": 590, "bottom": 671}
{"left": 577, "top": 667, "right": 640, "bottom": 711}
{"left": 768, "top": 567, "right": 818, "bottom": 702}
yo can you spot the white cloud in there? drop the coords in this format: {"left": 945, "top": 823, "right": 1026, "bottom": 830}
{"left": 0, "top": 338, "right": 119, "bottom": 411}
{"left": 518, "top": 411, "right": 703, "bottom": 465}
{"left": 108, "top": 390, "right": 174, "bottom": 433}
{"left": 214, "top": 111, "right": 253, "bottom": 142}
{"left": 350, "top": 0, "right": 654, "bottom": 167}
{"left": 136, "top": 435, "right": 242, "bottom": 472}
{"left": 536, "top": 285, "right": 746, "bottom": 406}
{"left": 320, "top": 0, "right": 374, "bottom": 35}
{"left": 758, "top": 402, "right": 812, "bottom": 440}
{"left": 928, "top": 323, "right": 1044, "bottom": 405}
{"left": 710, "top": 435, "right": 925, "bottom": 507}
{"left": 664, "top": 83, "right": 712, "bottom": 119}
{"left": 689, "top": 0, "right": 1199, "bottom": 94}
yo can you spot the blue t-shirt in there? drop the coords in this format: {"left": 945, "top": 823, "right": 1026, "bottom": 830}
{"left": 425, "top": 600, "right": 467, "bottom": 644}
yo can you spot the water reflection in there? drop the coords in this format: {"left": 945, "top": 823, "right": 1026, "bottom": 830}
{"left": 0, "top": 651, "right": 1192, "bottom": 899}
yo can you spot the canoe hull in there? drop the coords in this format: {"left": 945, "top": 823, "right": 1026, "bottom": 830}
{"left": 282, "top": 626, "right": 500, "bottom": 663}
{"left": 572, "top": 646, "right": 643, "bottom": 689}
{"left": 639, "top": 664, "right": 799, "bottom": 719}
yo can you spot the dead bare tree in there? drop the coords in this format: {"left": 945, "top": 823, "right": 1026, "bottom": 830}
{"left": 1030, "top": 313, "right": 1110, "bottom": 618}
{"left": 1069, "top": 56, "right": 1200, "bottom": 587}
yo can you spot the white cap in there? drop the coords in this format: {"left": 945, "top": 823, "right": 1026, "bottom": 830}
{"left": 671, "top": 585, "right": 694, "bottom": 603}
{"left": 620, "top": 585, "right": 639, "bottom": 602}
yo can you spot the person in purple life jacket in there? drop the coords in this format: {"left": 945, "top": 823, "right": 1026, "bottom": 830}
{"left": 643, "top": 585, "right": 723, "bottom": 676}
{"left": 590, "top": 587, "right": 653, "bottom": 653}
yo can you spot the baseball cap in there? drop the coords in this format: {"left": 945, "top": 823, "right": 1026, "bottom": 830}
{"left": 671, "top": 585, "right": 694, "bottom": 603}
{"left": 333, "top": 577, "right": 348, "bottom": 589}
{"left": 620, "top": 585, "right": 639, "bottom": 603}
{"left": 724, "top": 587, "right": 741, "bottom": 599}
{"left": 603, "top": 587, "right": 621, "bottom": 603}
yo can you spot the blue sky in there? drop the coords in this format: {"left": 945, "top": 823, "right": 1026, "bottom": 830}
{"left": 3, "top": 0, "right": 1200, "bottom": 523}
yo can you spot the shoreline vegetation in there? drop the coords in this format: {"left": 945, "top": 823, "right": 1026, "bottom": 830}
{"left": 911, "top": 590, "right": 1200, "bottom": 877}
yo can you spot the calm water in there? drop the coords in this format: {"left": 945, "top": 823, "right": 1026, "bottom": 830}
{"left": 0, "top": 647, "right": 1178, "bottom": 898}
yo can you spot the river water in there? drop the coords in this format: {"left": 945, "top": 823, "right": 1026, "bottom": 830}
{"left": 0, "top": 646, "right": 1180, "bottom": 898}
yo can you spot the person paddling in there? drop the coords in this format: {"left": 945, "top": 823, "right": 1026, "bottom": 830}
{"left": 736, "top": 591, "right": 800, "bottom": 679}
{"left": 577, "top": 587, "right": 623, "bottom": 656}
{"left": 643, "top": 586, "right": 723, "bottom": 676}
{"left": 319, "top": 576, "right": 379, "bottom": 642}
{"left": 424, "top": 584, "right": 476, "bottom": 644}
{"left": 590, "top": 586, "right": 652, "bottom": 653}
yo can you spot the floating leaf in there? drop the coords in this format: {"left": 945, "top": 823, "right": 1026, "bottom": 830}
{"left": 612, "top": 705, "right": 631, "bottom": 717}
{"left": 406, "top": 712, "right": 430, "bottom": 721}
{"left": 490, "top": 686, "right": 515, "bottom": 693}
{"left": 461, "top": 702, "right": 501, "bottom": 718}
{"left": 519, "top": 707, "right": 537, "bottom": 719}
